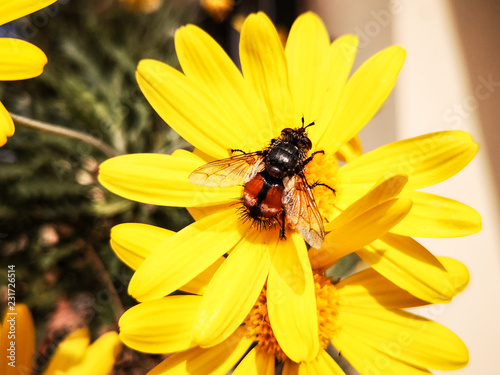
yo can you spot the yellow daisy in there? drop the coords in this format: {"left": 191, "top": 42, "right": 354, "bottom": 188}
{"left": 111, "top": 224, "right": 469, "bottom": 374}
{"left": 0, "top": 0, "right": 56, "bottom": 146}
{"left": 118, "top": 0, "right": 163, "bottom": 13}
{"left": 200, "top": 0, "right": 234, "bottom": 22}
{"left": 0, "top": 303, "right": 122, "bottom": 375}
{"left": 99, "top": 11, "right": 480, "bottom": 359}
{"left": 110, "top": 174, "right": 413, "bottom": 362}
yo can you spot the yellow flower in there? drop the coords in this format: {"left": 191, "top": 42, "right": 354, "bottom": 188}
{"left": 110, "top": 174, "right": 414, "bottom": 361}
{"left": 0, "top": 303, "right": 122, "bottom": 375}
{"left": 200, "top": 0, "right": 233, "bottom": 22}
{"left": 118, "top": 0, "right": 162, "bottom": 13}
{"left": 0, "top": 0, "right": 56, "bottom": 146}
{"left": 99, "top": 11, "right": 480, "bottom": 359}
{"left": 112, "top": 225, "right": 469, "bottom": 374}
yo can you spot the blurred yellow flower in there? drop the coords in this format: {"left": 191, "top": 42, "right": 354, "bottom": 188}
{"left": 0, "top": 304, "right": 122, "bottom": 375}
{"left": 111, "top": 224, "right": 469, "bottom": 374}
{"left": 0, "top": 0, "right": 56, "bottom": 146}
{"left": 118, "top": 0, "right": 162, "bottom": 13}
{"left": 200, "top": 0, "right": 233, "bottom": 22}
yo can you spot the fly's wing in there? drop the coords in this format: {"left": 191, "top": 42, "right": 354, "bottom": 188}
{"left": 282, "top": 174, "right": 325, "bottom": 248}
{"left": 188, "top": 151, "right": 265, "bottom": 187}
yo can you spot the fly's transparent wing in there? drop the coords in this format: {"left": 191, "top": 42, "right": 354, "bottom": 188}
{"left": 282, "top": 174, "right": 325, "bottom": 248}
{"left": 188, "top": 152, "right": 265, "bottom": 187}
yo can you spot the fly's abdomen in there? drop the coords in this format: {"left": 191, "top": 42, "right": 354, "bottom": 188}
{"left": 242, "top": 173, "right": 284, "bottom": 220}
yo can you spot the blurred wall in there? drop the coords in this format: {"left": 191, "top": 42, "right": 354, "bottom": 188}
{"left": 298, "top": 0, "right": 396, "bottom": 152}
{"left": 448, "top": 0, "right": 500, "bottom": 215}
{"left": 391, "top": 2, "right": 500, "bottom": 375}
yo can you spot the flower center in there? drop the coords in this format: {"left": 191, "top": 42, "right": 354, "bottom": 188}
{"left": 243, "top": 273, "right": 340, "bottom": 362}
{"left": 304, "top": 152, "right": 340, "bottom": 223}
{"left": 243, "top": 286, "right": 287, "bottom": 361}
{"left": 314, "top": 273, "right": 341, "bottom": 348}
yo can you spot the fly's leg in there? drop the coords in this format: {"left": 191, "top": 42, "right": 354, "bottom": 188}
{"left": 229, "top": 148, "right": 246, "bottom": 155}
{"left": 303, "top": 150, "right": 325, "bottom": 166}
{"left": 279, "top": 210, "right": 287, "bottom": 240}
{"left": 310, "top": 181, "right": 336, "bottom": 196}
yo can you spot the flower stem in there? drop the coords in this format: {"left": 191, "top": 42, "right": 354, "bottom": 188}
{"left": 83, "top": 244, "right": 125, "bottom": 323}
{"left": 10, "top": 112, "right": 119, "bottom": 158}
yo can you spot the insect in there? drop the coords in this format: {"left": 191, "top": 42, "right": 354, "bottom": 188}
{"left": 188, "top": 118, "right": 335, "bottom": 248}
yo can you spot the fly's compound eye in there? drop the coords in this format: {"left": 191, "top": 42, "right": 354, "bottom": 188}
{"left": 304, "top": 138, "right": 312, "bottom": 150}
{"left": 296, "top": 136, "right": 312, "bottom": 150}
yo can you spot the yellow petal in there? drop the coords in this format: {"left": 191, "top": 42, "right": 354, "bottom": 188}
{"left": 137, "top": 59, "right": 251, "bottom": 159}
{"left": 316, "top": 46, "right": 406, "bottom": 152}
{"left": 334, "top": 306, "right": 468, "bottom": 371}
{"left": 69, "top": 331, "right": 122, "bottom": 375}
{"left": 335, "top": 135, "right": 362, "bottom": 163}
{"left": 437, "top": 256, "right": 470, "bottom": 294}
{"left": 285, "top": 12, "right": 331, "bottom": 125}
{"left": 325, "top": 174, "right": 408, "bottom": 232}
{"left": 336, "top": 267, "right": 428, "bottom": 309}
{"left": 392, "top": 191, "right": 482, "bottom": 237}
{"left": 0, "top": 39, "right": 47, "bottom": 80}
{"left": 147, "top": 327, "right": 252, "bottom": 375}
{"left": 358, "top": 234, "right": 457, "bottom": 303}
{"left": 1, "top": 304, "right": 35, "bottom": 375}
{"left": 283, "top": 349, "right": 346, "bottom": 375}
{"left": 233, "top": 347, "right": 275, "bottom": 375}
{"left": 0, "top": 101, "right": 14, "bottom": 146}
{"left": 129, "top": 208, "right": 246, "bottom": 301}
{"left": 175, "top": 24, "right": 269, "bottom": 152}
{"left": 338, "top": 131, "right": 478, "bottom": 191}
{"left": 310, "top": 198, "right": 412, "bottom": 270}
{"left": 42, "top": 328, "right": 90, "bottom": 375}
{"left": 98, "top": 152, "right": 239, "bottom": 207}
{"left": 311, "top": 34, "right": 359, "bottom": 144}
{"left": 268, "top": 232, "right": 319, "bottom": 362}
{"left": 240, "top": 12, "right": 294, "bottom": 133}
{"left": 0, "top": 0, "right": 56, "bottom": 26}
{"left": 187, "top": 202, "right": 232, "bottom": 221}
{"left": 332, "top": 330, "right": 433, "bottom": 375}
{"left": 180, "top": 256, "right": 225, "bottom": 295}
{"left": 192, "top": 230, "right": 272, "bottom": 347}
{"left": 110, "top": 222, "right": 223, "bottom": 295}
{"left": 337, "top": 252, "right": 469, "bottom": 311}
{"left": 119, "top": 296, "right": 201, "bottom": 353}
{"left": 110, "top": 223, "right": 175, "bottom": 270}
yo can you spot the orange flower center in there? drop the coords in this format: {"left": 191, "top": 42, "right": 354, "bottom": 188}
{"left": 304, "top": 152, "right": 340, "bottom": 223}
{"left": 243, "top": 273, "right": 340, "bottom": 362}
{"left": 314, "top": 273, "right": 341, "bottom": 348}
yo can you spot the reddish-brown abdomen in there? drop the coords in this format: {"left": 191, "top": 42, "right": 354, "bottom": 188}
{"left": 242, "top": 173, "right": 284, "bottom": 220}
{"left": 242, "top": 175, "right": 263, "bottom": 208}
{"left": 259, "top": 184, "right": 283, "bottom": 218}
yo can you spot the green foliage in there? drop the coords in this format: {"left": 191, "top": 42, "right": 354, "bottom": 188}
{"left": 0, "top": 1, "right": 197, "bottom": 363}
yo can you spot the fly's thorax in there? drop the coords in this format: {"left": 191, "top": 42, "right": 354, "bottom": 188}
{"left": 264, "top": 140, "right": 307, "bottom": 178}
